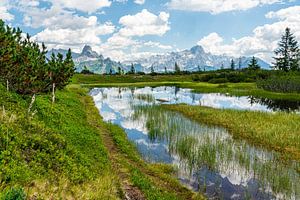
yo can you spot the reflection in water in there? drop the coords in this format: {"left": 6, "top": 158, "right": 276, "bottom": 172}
{"left": 249, "top": 96, "right": 300, "bottom": 112}
{"left": 90, "top": 87, "right": 300, "bottom": 200}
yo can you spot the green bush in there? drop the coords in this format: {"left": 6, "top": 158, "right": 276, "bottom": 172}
{"left": 208, "top": 78, "right": 229, "bottom": 84}
{"left": 2, "top": 187, "right": 26, "bottom": 200}
{"left": 257, "top": 75, "right": 300, "bottom": 93}
{"left": 193, "top": 70, "right": 273, "bottom": 83}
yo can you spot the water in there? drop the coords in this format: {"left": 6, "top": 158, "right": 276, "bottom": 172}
{"left": 90, "top": 86, "right": 300, "bottom": 200}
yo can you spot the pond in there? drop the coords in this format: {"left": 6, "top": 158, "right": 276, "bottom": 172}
{"left": 90, "top": 86, "right": 300, "bottom": 200}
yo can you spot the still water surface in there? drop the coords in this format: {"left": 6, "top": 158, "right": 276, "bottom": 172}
{"left": 90, "top": 87, "right": 300, "bottom": 200}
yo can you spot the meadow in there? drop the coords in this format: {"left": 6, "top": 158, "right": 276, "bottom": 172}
{"left": 1, "top": 72, "right": 300, "bottom": 199}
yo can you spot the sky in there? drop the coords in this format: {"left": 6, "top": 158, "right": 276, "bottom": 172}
{"left": 0, "top": 0, "right": 299, "bottom": 63}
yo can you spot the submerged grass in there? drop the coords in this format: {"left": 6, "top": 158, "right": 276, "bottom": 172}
{"left": 103, "top": 122, "right": 204, "bottom": 199}
{"left": 162, "top": 104, "right": 300, "bottom": 161}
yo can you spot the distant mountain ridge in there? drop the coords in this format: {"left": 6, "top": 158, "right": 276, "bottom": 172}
{"left": 48, "top": 45, "right": 270, "bottom": 74}
{"left": 47, "top": 45, "right": 124, "bottom": 74}
{"left": 123, "top": 45, "right": 270, "bottom": 73}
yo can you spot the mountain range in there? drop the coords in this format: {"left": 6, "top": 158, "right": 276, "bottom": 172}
{"left": 47, "top": 45, "right": 270, "bottom": 74}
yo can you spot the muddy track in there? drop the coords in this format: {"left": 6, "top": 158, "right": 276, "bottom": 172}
{"left": 101, "top": 129, "right": 146, "bottom": 200}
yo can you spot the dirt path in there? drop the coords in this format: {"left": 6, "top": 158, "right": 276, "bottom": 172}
{"left": 83, "top": 95, "right": 145, "bottom": 200}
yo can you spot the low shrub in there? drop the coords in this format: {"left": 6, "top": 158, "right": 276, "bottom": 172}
{"left": 257, "top": 76, "right": 300, "bottom": 93}
{"left": 1, "top": 187, "right": 26, "bottom": 200}
{"left": 208, "top": 78, "right": 229, "bottom": 84}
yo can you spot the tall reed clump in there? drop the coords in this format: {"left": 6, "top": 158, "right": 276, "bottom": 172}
{"left": 257, "top": 75, "right": 300, "bottom": 93}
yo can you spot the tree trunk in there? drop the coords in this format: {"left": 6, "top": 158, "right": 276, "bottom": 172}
{"left": 52, "top": 83, "right": 56, "bottom": 104}
{"left": 28, "top": 94, "right": 36, "bottom": 114}
{"left": 6, "top": 80, "right": 9, "bottom": 92}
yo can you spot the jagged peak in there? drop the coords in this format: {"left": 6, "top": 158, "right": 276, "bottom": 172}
{"left": 81, "top": 45, "right": 99, "bottom": 58}
{"left": 190, "top": 45, "right": 205, "bottom": 54}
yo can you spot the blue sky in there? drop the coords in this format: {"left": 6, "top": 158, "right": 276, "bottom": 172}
{"left": 0, "top": 0, "right": 299, "bottom": 62}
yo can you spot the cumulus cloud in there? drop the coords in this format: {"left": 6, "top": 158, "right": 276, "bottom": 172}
{"left": 50, "top": 0, "right": 111, "bottom": 13}
{"left": 0, "top": 6, "right": 14, "bottom": 21}
{"left": 168, "top": 0, "right": 282, "bottom": 14}
{"left": 118, "top": 9, "right": 170, "bottom": 37}
{"left": 197, "top": 5, "right": 300, "bottom": 62}
{"left": 14, "top": 1, "right": 115, "bottom": 51}
{"left": 144, "top": 41, "right": 172, "bottom": 50}
{"left": 0, "top": 0, "right": 14, "bottom": 21}
{"left": 134, "top": 0, "right": 145, "bottom": 5}
{"left": 94, "top": 9, "right": 172, "bottom": 61}
{"left": 33, "top": 22, "right": 114, "bottom": 46}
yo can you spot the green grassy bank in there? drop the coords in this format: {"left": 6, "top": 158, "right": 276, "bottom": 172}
{"left": 73, "top": 74, "right": 300, "bottom": 101}
{"left": 0, "top": 84, "right": 119, "bottom": 199}
{"left": 162, "top": 104, "right": 300, "bottom": 161}
{"left": 0, "top": 83, "right": 203, "bottom": 199}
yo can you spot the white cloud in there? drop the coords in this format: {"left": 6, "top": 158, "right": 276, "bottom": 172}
{"left": 144, "top": 41, "right": 172, "bottom": 50}
{"left": 105, "top": 33, "right": 138, "bottom": 49}
{"left": 134, "top": 0, "right": 145, "bottom": 5}
{"left": 118, "top": 9, "right": 170, "bottom": 37}
{"left": 92, "top": 9, "right": 171, "bottom": 61}
{"left": 15, "top": 1, "right": 115, "bottom": 51}
{"left": 0, "top": 6, "right": 14, "bottom": 21}
{"left": 197, "top": 6, "right": 300, "bottom": 62}
{"left": 0, "top": 0, "right": 14, "bottom": 21}
{"left": 50, "top": 0, "right": 111, "bottom": 13}
{"left": 168, "top": 0, "right": 282, "bottom": 14}
{"left": 33, "top": 22, "right": 115, "bottom": 48}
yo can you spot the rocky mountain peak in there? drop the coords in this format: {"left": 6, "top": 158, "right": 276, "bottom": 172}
{"left": 190, "top": 45, "right": 205, "bottom": 55}
{"left": 81, "top": 45, "right": 99, "bottom": 58}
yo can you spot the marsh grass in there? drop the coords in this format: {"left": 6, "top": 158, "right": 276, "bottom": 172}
{"left": 134, "top": 93, "right": 155, "bottom": 103}
{"left": 133, "top": 104, "right": 300, "bottom": 198}
{"left": 163, "top": 104, "right": 300, "bottom": 161}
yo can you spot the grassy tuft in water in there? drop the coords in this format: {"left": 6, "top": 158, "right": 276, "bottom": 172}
{"left": 163, "top": 104, "right": 300, "bottom": 161}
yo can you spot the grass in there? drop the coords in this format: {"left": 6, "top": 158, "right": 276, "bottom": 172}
{"left": 101, "top": 123, "right": 204, "bottom": 200}
{"left": 79, "top": 90, "right": 205, "bottom": 199}
{"left": 0, "top": 82, "right": 205, "bottom": 199}
{"left": 72, "top": 73, "right": 195, "bottom": 84}
{"left": 0, "top": 84, "right": 119, "bottom": 199}
{"left": 73, "top": 74, "right": 300, "bottom": 101}
{"left": 162, "top": 104, "right": 300, "bottom": 161}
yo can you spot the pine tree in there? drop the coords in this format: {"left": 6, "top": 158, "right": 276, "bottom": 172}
{"left": 164, "top": 67, "right": 167, "bottom": 74}
{"left": 150, "top": 66, "right": 155, "bottom": 75}
{"left": 230, "top": 59, "right": 235, "bottom": 70}
{"left": 0, "top": 20, "right": 74, "bottom": 97}
{"left": 130, "top": 63, "right": 135, "bottom": 74}
{"left": 238, "top": 57, "right": 242, "bottom": 70}
{"left": 248, "top": 56, "right": 260, "bottom": 70}
{"left": 118, "top": 67, "right": 121, "bottom": 75}
{"left": 273, "top": 27, "right": 300, "bottom": 71}
{"left": 174, "top": 62, "right": 180, "bottom": 74}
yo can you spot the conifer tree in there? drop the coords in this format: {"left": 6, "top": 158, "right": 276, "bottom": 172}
{"left": 238, "top": 57, "right": 242, "bottom": 70}
{"left": 130, "top": 63, "right": 135, "bottom": 74}
{"left": 0, "top": 19, "right": 75, "bottom": 98}
{"left": 248, "top": 56, "right": 261, "bottom": 70}
{"left": 174, "top": 62, "right": 180, "bottom": 74}
{"left": 230, "top": 59, "right": 235, "bottom": 70}
{"left": 273, "top": 27, "right": 300, "bottom": 71}
{"left": 150, "top": 66, "right": 155, "bottom": 75}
